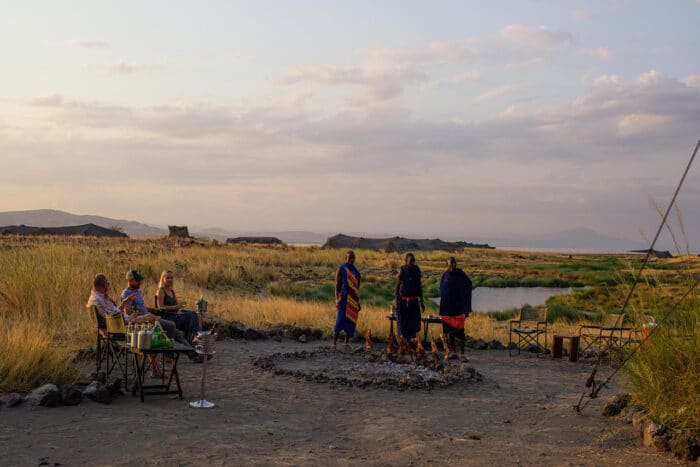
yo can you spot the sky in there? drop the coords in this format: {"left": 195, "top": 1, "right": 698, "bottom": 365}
{"left": 1, "top": 0, "right": 699, "bottom": 245}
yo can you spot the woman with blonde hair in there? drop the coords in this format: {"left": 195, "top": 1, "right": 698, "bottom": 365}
{"left": 155, "top": 270, "right": 201, "bottom": 347}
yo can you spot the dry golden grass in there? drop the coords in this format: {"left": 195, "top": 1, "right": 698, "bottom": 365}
{"left": 0, "top": 235, "right": 696, "bottom": 396}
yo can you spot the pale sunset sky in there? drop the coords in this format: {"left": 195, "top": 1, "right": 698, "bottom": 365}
{"left": 1, "top": 1, "right": 699, "bottom": 244}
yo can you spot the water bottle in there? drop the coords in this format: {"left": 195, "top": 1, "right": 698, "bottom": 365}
{"left": 152, "top": 325, "right": 162, "bottom": 348}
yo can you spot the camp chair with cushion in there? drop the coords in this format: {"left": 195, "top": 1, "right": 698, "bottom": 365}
{"left": 578, "top": 313, "right": 631, "bottom": 363}
{"left": 103, "top": 311, "right": 132, "bottom": 386}
{"left": 86, "top": 306, "right": 108, "bottom": 375}
{"left": 509, "top": 307, "right": 548, "bottom": 356}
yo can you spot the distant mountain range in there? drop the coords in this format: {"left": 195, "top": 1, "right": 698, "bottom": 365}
{"left": 0, "top": 209, "right": 165, "bottom": 237}
{"left": 0, "top": 209, "right": 650, "bottom": 252}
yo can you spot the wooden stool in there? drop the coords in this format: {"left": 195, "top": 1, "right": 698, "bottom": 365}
{"left": 552, "top": 334, "right": 580, "bottom": 362}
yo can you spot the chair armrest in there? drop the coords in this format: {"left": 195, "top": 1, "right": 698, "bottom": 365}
{"left": 579, "top": 324, "right": 601, "bottom": 330}
{"left": 509, "top": 320, "right": 521, "bottom": 330}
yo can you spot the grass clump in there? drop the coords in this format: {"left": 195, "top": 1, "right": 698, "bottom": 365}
{"left": 625, "top": 301, "right": 699, "bottom": 433}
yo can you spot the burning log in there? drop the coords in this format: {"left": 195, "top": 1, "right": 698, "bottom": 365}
{"left": 397, "top": 336, "right": 412, "bottom": 355}
{"left": 365, "top": 329, "right": 373, "bottom": 352}
{"left": 430, "top": 339, "right": 440, "bottom": 364}
{"left": 440, "top": 334, "right": 451, "bottom": 361}
{"left": 386, "top": 335, "right": 396, "bottom": 354}
{"left": 414, "top": 338, "right": 426, "bottom": 359}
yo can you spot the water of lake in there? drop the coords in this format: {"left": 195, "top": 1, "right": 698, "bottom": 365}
{"left": 430, "top": 287, "right": 575, "bottom": 312}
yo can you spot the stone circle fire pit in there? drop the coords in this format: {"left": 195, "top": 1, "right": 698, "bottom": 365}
{"left": 253, "top": 347, "right": 483, "bottom": 390}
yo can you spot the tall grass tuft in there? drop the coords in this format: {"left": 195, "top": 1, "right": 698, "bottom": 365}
{"left": 625, "top": 302, "right": 699, "bottom": 432}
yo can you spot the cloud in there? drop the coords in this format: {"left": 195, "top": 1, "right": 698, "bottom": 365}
{"left": 425, "top": 71, "right": 481, "bottom": 88}
{"left": 581, "top": 47, "right": 614, "bottom": 61}
{"left": 500, "top": 24, "right": 574, "bottom": 51}
{"left": 636, "top": 69, "right": 662, "bottom": 86}
{"left": 50, "top": 40, "right": 110, "bottom": 49}
{"left": 617, "top": 113, "right": 674, "bottom": 137}
{"left": 474, "top": 84, "right": 525, "bottom": 103}
{"left": 568, "top": 10, "right": 589, "bottom": 22}
{"left": 5, "top": 68, "right": 700, "bottom": 244}
{"left": 680, "top": 74, "right": 700, "bottom": 88}
{"left": 276, "top": 42, "right": 474, "bottom": 101}
{"left": 504, "top": 57, "right": 546, "bottom": 70}
{"left": 498, "top": 24, "right": 574, "bottom": 69}
{"left": 85, "top": 60, "right": 168, "bottom": 74}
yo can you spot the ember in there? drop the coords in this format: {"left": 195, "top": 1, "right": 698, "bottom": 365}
{"left": 253, "top": 347, "right": 482, "bottom": 390}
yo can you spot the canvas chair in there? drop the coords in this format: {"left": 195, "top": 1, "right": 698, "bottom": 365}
{"left": 103, "top": 310, "right": 131, "bottom": 386}
{"left": 509, "top": 307, "right": 548, "bottom": 356}
{"left": 86, "top": 306, "right": 108, "bottom": 375}
{"left": 578, "top": 313, "right": 631, "bottom": 363}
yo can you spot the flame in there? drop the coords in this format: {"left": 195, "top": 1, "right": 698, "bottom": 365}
{"left": 397, "top": 336, "right": 412, "bottom": 355}
{"left": 415, "top": 338, "right": 426, "bottom": 358}
{"left": 365, "top": 329, "right": 373, "bottom": 351}
{"left": 440, "top": 334, "right": 451, "bottom": 360}
{"left": 386, "top": 334, "right": 396, "bottom": 354}
{"left": 430, "top": 339, "right": 440, "bottom": 363}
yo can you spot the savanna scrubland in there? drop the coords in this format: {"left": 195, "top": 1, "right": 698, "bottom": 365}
{"left": 0, "top": 235, "right": 697, "bottom": 434}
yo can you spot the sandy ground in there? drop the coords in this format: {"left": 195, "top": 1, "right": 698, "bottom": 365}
{"left": 0, "top": 339, "right": 677, "bottom": 466}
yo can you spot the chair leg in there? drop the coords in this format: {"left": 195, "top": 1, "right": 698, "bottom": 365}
{"left": 95, "top": 334, "right": 101, "bottom": 374}
{"left": 508, "top": 331, "right": 514, "bottom": 356}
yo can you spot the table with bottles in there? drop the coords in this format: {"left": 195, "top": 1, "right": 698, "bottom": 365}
{"left": 126, "top": 322, "right": 193, "bottom": 402}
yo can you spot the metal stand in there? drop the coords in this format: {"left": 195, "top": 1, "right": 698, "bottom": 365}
{"left": 189, "top": 331, "right": 216, "bottom": 409}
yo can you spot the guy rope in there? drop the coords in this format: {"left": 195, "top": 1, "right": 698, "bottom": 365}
{"left": 574, "top": 138, "right": 700, "bottom": 414}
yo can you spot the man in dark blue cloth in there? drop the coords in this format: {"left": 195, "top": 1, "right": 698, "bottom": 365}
{"left": 439, "top": 257, "right": 472, "bottom": 354}
{"left": 394, "top": 252, "right": 425, "bottom": 340}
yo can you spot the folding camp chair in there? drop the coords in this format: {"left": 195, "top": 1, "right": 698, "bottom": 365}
{"left": 104, "top": 311, "right": 131, "bottom": 386}
{"left": 509, "top": 307, "right": 548, "bottom": 356}
{"left": 578, "top": 313, "right": 631, "bottom": 363}
{"left": 86, "top": 306, "right": 108, "bottom": 375}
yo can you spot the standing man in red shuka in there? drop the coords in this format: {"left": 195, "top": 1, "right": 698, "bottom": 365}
{"left": 439, "top": 257, "right": 472, "bottom": 354}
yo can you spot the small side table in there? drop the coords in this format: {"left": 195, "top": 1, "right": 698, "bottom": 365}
{"left": 130, "top": 343, "right": 192, "bottom": 402}
{"left": 552, "top": 334, "right": 580, "bottom": 362}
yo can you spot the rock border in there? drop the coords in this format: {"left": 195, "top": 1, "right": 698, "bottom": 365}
{"left": 253, "top": 348, "right": 482, "bottom": 391}
{"left": 603, "top": 393, "right": 699, "bottom": 462}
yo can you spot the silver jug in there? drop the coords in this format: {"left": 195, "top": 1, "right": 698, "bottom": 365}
{"left": 137, "top": 329, "right": 152, "bottom": 350}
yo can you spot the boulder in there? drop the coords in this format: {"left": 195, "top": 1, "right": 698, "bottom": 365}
{"left": 669, "top": 431, "right": 699, "bottom": 462}
{"left": 267, "top": 323, "right": 291, "bottom": 338}
{"left": 83, "top": 380, "right": 113, "bottom": 404}
{"left": 26, "top": 384, "right": 61, "bottom": 408}
{"left": 632, "top": 411, "right": 649, "bottom": 434}
{"left": 471, "top": 339, "right": 489, "bottom": 350}
{"left": 109, "top": 378, "right": 123, "bottom": 396}
{"left": 90, "top": 371, "right": 107, "bottom": 385}
{"left": 643, "top": 421, "right": 669, "bottom": 451}
{"left": 487, "top": 339, "right": 505, "bottom": 350}
{"left": 168, "top": 225, "right": 190, "bottom": 238}
{"left": 1, "top": 393, "right": 23, "bottom": 408}
{"left": 244, "top": 327, "right": 268, "bottom": 340}
{"left": 298, "top": 334, "right": 308, "bottom": 343}
{"left": 602, "top": 393, "right": 631, "bottom": 417}
{"left": 201, "top": 317, "right": 231, "bottom": 338}
{"left": 624, "top": 405, "right": 644, "bottom": 423}
{"left": 229, "top": 321, "right": 247, "bottom": 338}
{"left": 59, "top": 385, "right": 83, "bottom": 406}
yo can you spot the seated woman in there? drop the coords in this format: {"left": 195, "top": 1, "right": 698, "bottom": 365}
{"left": 155, "top": 270, "right": 201, "bottom": 344}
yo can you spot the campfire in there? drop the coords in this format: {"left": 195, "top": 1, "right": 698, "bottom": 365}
{"left": 254, "top": 332, "right": 482, "bottom": 390}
